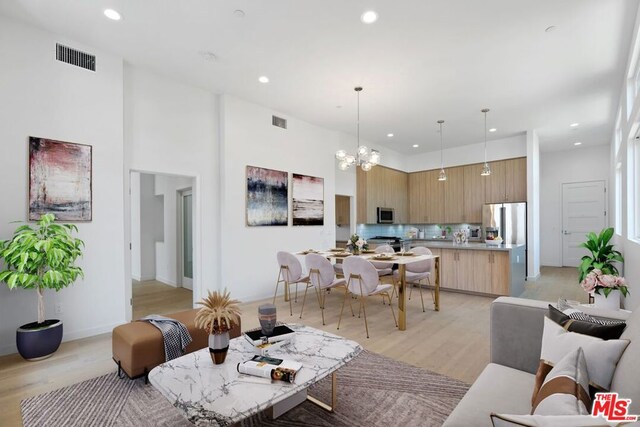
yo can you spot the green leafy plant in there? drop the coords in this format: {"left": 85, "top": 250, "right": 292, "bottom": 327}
{"left": 578, "top": 227, "right": 623, "bottom": 283}
{"left": 0, "top": 214, "right": 84, "bottom": 325}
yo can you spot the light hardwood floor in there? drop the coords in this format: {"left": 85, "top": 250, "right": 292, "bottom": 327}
{"left": 132, "top": 280, "right": 193, "bottom": 319}
{"left": 0, "top": 267, "right": 581, "bottom": 426}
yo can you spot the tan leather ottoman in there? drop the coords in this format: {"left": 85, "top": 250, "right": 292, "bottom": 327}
{"left": 112, "top": 308, "right": 241, "bottom": 382}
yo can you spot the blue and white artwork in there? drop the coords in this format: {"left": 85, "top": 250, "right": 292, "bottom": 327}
{"left": 246, "top": 166, "right": 288, "bottom": 226}
{"left": 292, "top": 174, "right": 324, "bottom": 226}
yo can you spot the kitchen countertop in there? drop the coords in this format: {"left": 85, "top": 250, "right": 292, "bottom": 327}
{"left": 407, "top": 240, "right": 525, "bottom": 252}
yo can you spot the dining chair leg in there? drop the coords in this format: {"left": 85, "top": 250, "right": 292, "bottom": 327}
{"left": 288, "top": 283, "right": 293, "bottom": 316}
{"left": 299, "top": 283, "right": 310, "bottom": 319}
{"left": 386, "top": 293, "right": 398, "bottom": 327}
{"left": 273, "top": 268, "right": 283, "bottom": 304}
{"left": 428, "top": 277, "right": 436, "bottom": 305}
{"left": 418, "top": 280, "right": 425, "bottom": 313}
{"left": 361, "top": 295, "right": 370, "bottom": 339}
{"left": 337, "top": 287, "right": 350, "bottom": 331}
{"left": 409, "top": 282, "right": 413, "bottom": 300}
{"left": 345, "top": 287, "right": 355, "bottom": 317}
{"left": 314, "top": 285, "right": 326, "bottom": 325}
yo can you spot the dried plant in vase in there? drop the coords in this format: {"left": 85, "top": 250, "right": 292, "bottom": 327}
{"left": 195, "top": 289, "right": 241, "bottom": 364}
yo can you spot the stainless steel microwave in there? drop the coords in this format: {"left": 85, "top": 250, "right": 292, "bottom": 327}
{"left": 377, "top": 207, "right": 394, "bottom": 224}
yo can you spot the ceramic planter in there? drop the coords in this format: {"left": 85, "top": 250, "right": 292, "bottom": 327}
{"left": 594, "top": 289, "right": 621, "bottom": 311}
{"left": 209, "top": 331, "right": 230, "bottom": 364}
{"left": 16, "top": 319, "right": 63, "bottom": 360}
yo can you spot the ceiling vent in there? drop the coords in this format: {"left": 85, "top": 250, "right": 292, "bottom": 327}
{"left": 272, "top": 115, "right": 287, "bottom": 129}
{"left": 56, "top": 43, "right": 96, "bottom": 72}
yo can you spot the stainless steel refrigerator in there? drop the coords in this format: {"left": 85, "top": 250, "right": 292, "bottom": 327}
{"left": 482, "top": 202, "right": 527, "bottom": 246}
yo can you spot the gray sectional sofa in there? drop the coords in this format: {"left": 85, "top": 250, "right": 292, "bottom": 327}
{"left": 443, "top": 297, "right": 639, "bottom": 426}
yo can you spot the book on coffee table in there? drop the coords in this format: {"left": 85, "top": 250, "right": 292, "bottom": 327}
{"left": 243, "top": 324, "right": 296, "bottom": 346}
{"left": 237, "top": 355, "right": 303, "bottom": 383}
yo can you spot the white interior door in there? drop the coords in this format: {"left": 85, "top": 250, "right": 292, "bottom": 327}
{"left": 562, "top": 181, "right": 606, "bottom": 267}
{"left": 179, "top": 189, "right": 193, "bottom": 290}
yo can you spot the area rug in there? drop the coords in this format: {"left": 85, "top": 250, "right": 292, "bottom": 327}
{"left": 21, "top": 350, "right": 469, "bottom": 427}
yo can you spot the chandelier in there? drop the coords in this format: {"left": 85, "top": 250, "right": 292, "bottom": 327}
{"left": 336, "top": 87, "right": 381, "bottom": 171}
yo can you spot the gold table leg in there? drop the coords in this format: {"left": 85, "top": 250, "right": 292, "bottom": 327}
{"left": 307, "top": 371, "right": 337, "bottom": 412}
{"left": 434, "top": 257, "right": 440, "bottom": 311}
{"left": 398, "top": 264, "right": 407, "bottom": 331}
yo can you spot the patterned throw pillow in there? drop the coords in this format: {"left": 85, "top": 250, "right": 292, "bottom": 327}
{"left": 548, "top": 305, "right": 626, "bottom": 340}
{"left": 557, "top": 299, "right": 626, "bottom": 326}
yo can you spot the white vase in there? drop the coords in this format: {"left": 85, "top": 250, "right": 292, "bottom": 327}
{"left": 593, "top": 289, "right": 621, "bottom": 311}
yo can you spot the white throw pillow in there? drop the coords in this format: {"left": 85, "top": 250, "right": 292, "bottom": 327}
{"left": 532, "top": 348, "right": 590, "bottom": 415}
{"left": 491, "top": 413, "right": 620, "bottom": 427}
{"left": 540, "top": 317, "right": 629, "bottom": 390}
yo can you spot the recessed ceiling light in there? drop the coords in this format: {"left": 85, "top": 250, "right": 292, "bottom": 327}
{"left": 412, "top": 144, "right": 419, "bottom": 148}
{"left": 574, "top": 142, "right": 582, "bottom": 146}
{"left": 361, "top": 11, "right": 378, "bottom": 24}
{"left": 233, "top": 9, "right": 245, "bottom": 18}
{"left": 103, "top": 9, "right": 121, "bottom": 21}
{"left": 198, "top": 51, "right": 218, "bottom": 62}
{"left": 489, "top": 128, "right": 497, "bottom": 132}
{"left": 545, "top": 25, "right": 556, "bottom": 33}
{"left": 387, "top": 133, "right": 394, "bottom": 137}
{"left": 258, "top": 76, "right": 269, "bottom": 83}
{"left": 570, "top": 123, "right": 579, "bottom": 127}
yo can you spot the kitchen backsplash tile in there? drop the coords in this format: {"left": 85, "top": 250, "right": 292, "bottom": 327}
{"left": 356, "top": 223, "right": 481, "bottom": 240}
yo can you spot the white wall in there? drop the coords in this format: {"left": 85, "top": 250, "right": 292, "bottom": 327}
{"left": 130, "top": 172, "right": 141, "bottom": 280}
{"left": 404, "top": 134, "right": 527, "bottom": 172}
{"left": 540, "top": 145, "right": 611, "bottom": 267}
{"left": 154, "top": 174, "right": 193, "bottom": 287}
{"left": 220, "top": 95, "right": 341, "bottom": 301}
{"left": 0, "top": 17, "right": 126, "bottom": 355}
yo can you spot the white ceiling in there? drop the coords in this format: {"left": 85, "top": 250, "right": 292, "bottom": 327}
{"left": 1, "top": 0, "right": 637, "bottom": 153}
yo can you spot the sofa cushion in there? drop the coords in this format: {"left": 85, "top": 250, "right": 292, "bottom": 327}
{"left": 442, "top": 363, "right": 535, "bottom": 427}
{"left": 548, "top": 305, "right": 626, "bottom": 340}
{"left": 490, "top": 414, "right": 618, "bottom": 427}
{"left": 532, "top": 348, "right": 591, "bottom": 416}
{"left": 611, "top": 307, "right": 640, "bottom": 415}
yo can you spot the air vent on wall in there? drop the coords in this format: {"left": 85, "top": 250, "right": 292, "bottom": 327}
{"left": 272, "top": 115, "right": 287, "bottom": 129}
{"left": 56, "top": 43, "right": 96, "bottom": 72}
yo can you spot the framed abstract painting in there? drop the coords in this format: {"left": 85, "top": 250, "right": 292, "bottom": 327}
{"left": 246, "top": 166, "right": 288, "bottom": 226}
{"left": 29, "top": 137, "right": 92, "bottom": 221}
{"left": 292, "top": 174, "right": 324, "bottom": 226}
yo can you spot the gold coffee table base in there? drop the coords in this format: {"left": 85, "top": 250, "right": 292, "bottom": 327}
{"left": 306, "top": 371, "right": 337, "bottom": 412}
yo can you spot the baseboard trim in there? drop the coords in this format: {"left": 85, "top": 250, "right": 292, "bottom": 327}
{"left": 155, "top": 276, "right": 177, "bottom": 287}
{"left": 527, "top": 273, "right": 541, "bottom": 280}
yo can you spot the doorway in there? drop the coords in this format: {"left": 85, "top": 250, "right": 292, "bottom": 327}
{"left": 561, "top": 180, "right": 606, "bottom": 267}
{"left": 130, "top": 172, "right": 195, "bottom": 319}
{"left": 335, "top": 195, "right": 351, "bottom": 247}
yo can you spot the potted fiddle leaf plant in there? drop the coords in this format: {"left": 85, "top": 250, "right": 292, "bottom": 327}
{"left": 195, "top": 289, "right": 241, "bottom": 364}
{"left": 0, "top": 213, "right": 84, "bottom": 360}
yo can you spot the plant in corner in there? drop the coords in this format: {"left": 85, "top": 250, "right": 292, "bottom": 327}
{"left": 578, "top": 227, "right": 623, "bottom": 283}
{"left": 0, "top": 213, "right": 84, "bottom": 360}
{"left": 195, "top": 289, "right": 241, "bottom": 364}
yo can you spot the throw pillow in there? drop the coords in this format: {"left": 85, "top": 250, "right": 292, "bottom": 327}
{"left": 557, "top": 299, "right": 626, "bottom": 326}
{"left": 490, "top": 413, "right": 617, "bottom": 427}
{"left": 548, "top": 305, "right": 626, "bottom": 340}
{"left": 532, "top": 348, "right": 590, "bottom": 415}
{"left": 530, "top": 317, "right": 629, "bottom": 405}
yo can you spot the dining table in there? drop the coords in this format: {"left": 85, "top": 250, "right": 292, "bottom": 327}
{"left": 296, "top": 250, "right": 440, "bottom": 331}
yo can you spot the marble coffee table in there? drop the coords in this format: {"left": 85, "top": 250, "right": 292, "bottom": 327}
{"left": 149, "top": 324, "right": 362, "bottom": 426}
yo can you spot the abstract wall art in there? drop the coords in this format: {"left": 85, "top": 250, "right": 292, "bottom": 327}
{"left": 29, "top": 137, "right": 92, "bottom": 221}
{"left": 246, "top": 166, "right": 288, "bottom": 226}
{"left": 292, "top": 173, "right": 324, "bottom": 226}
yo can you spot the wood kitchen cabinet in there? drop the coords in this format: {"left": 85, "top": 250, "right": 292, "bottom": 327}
{"left": 356, "top": 165, "right": 408, "bottom": 224}
{"left": 444, "top": 166, "right": 464, "bottom": 223}
{"left": 439, "top": 248, "right": 512, "bottom": 296}
{"left": 491, "top": 251, "right": 511, "bottom": 295}
{"left": 440, "top": 249, "right": 473, "bottom": 291}
{"left": 335, "top": 195, "right": 350, "bottom": 226}
{"left": 485, "top": 157, "right": 527, "bottom": 203}
{"left": 408, "top": 170, "right": 444, "bottom": 224}
{"left": 463, "top": 163, "right": 486, "bottom": 223}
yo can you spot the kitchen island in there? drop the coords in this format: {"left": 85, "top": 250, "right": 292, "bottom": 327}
{"left": 405, "top": 239, "right": 526, "bottom": 297}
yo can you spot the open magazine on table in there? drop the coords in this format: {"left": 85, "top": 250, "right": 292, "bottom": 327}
{"left": 237, "top": 355, "right": 303, "bottom": 383}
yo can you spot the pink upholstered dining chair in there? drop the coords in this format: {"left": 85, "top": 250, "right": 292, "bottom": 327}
{"left": 302, "top": 253, "right": 348, "bottom": 325}
{"left": 338, "top": 256, "right": 397, "bottom": 338}
{"left": 392, "top": 246, "right": 433, "bottom": 312}
{"left": 371, "top": 244, "right": 394, "bottom": 277}
{"left": 274, "top": 251, "right": 311, "bottom": 316}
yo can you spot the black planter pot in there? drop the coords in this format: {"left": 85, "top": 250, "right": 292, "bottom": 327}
{"left": 16, "top": 319, "right": 63, "bottom": 361}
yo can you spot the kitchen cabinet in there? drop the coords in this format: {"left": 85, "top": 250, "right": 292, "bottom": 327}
{"left": 439, "top": 247, "right": 513, "bottom": 296}
{"left": 356, "top": 165, "right": 408, "bottom": 224}
{"left": 463, "top": 163, "right": 486, "bottom": 223}
{"left": 440, "top": 249, "right": 473, "bottom": 291}
{"left": 444, "top": 166, "right": 464, "bottom": 223}
{"left": 485, "top": 158, "right": 527, "bottom": 203}
{"left": 505, "top": 157, "right": 527, "bottom": 202}
{"left": 471, "top": 251, "right": 493, "bottom": 294}
{"left": 408, "top": 170, "right": 444, "bottom": 224}
{"left": 491, "top": 251, "right": 511, "bottom": 295}
{"left": 335, "top": 195, "right": 350, "bottom": 226}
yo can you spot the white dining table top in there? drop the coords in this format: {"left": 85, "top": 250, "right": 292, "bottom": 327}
{"left": 296, "top": 250, "right": 439, "bottom": 265}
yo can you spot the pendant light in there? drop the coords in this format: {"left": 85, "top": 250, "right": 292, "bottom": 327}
{"left": 335, "top": 87, "right": 381, "bottom": 171}
{"left": 437, "top": 120, "right": 447, "bottom": 181}
{"left": 481, "top": 108, "right": 491, "bottom": 176}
